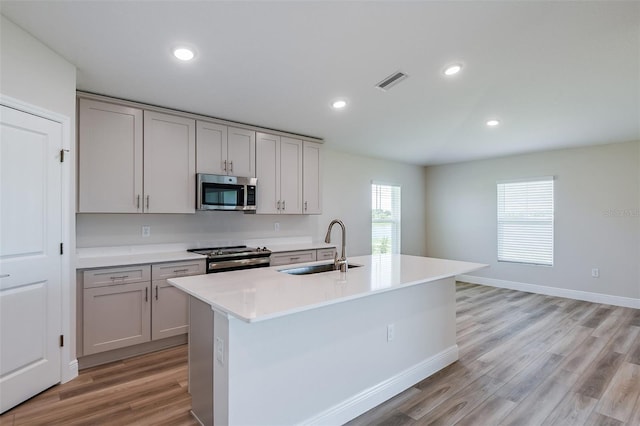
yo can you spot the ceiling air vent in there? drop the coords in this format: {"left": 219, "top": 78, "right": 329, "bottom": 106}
{"left": 375, "top": 71, "right": 408, "bottom": 91}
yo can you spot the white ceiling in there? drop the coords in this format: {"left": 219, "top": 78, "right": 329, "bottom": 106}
{"left": 1, "top": 1, "right": 639, "bottom": 165}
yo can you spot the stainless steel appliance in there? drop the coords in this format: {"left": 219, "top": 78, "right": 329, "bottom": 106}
{"left": 196, "top": 174, "right": 257, "bottom": 212}
{"left": 187, "top": 246, "right": 271, "bottom": 273}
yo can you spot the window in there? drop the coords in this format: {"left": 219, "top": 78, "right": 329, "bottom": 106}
{"left": 497, "top": 177, "right": 554, "bottom": 266}
{"left": 372, "top": 183, "right": 401, "bottom": 254}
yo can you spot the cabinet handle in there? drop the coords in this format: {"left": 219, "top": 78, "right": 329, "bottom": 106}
{"left": 290, "top": 256, "right": 300, "bottom": 261}
{"left": 155, "top": 285, "right": 159, "bottom": 300}
{"left": 282, "top": 200, "right": 286, "bottom": 211}
{"left": 0, "top": 274, "right": 10, "bottom": 278}
{"left": 173, "top": 268, "right": 188, "bottom": 274}
{"left": 137, "top": 195, "right": 141, "bottom": 209}
{"left": 145, "top": 287, "right": 148, "bottom": 302}
{"left": 146, "top": 195, "right": 150, "bottom": 210}
{"left": 277, "top": 200, "right": 281, "bottom": 211}
{"left": 109, "top": 275, "right": 129, "bottom": 281}
{"left": 304, "top": 201, "right": 308, "bottom": 211}
{"left": 229, "top": 161, "right": 233, "bottom": 173}
{"left": 223, "top": 160, "right": 227, "bottom": 172}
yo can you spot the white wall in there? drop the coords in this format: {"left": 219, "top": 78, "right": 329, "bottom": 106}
{"left": 425, "top": 140, "right": 640, "bottom": 301}
{"left": 1, "top": 15, "right": 78, "bottom": 376}
{"left": 77, "top": 148, "right": 428, "bottom": 257}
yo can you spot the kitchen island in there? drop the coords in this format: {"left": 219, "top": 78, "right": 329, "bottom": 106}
{"left": 169, "top": 254, "right": 486, "bottom": 426}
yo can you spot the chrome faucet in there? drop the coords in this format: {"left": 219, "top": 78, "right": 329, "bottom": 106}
{"left": 324, "top": 219, "right": 348, "bottom": 272}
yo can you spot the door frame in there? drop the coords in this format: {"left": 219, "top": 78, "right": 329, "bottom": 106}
{"left": 0, "top": 93, "right": 77, "bottom": 384}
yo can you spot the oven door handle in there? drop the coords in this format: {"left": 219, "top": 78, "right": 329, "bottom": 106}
{"left": 208, "top": 257, "right": 270, "bottom": 272}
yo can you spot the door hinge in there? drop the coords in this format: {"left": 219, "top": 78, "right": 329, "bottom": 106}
{"left": 60, "top": 243, "right": 64, "bottom": 255}
{"left": 59, "top": 334, "right": 64, "bottom": 347}
{"left": 60, "top": 149, "right": 69, "bottom": 163}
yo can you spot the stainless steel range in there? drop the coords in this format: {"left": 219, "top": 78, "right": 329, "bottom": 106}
{"left": 187, "top": 246, "right": 271, "bottom": 273}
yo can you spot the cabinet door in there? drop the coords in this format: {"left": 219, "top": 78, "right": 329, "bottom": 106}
{"left": 227, "top": 127, "right": 256, "bottom": 177}
{"left": 144, "top": 111, "right": 196, "bottom": 213}
{"left": 256, "top": 132, "right": 280, "bottom": 214}
{"left": 152, "top": 280, "right": 189, "bottom": 340}
{"left": 83, "top": 281, "right": 151, "bottom": 355}
{"left": 279, "top": 137, "right": 303, "bottom": 214}
{"left": 78, "top": 99, "right": 143, "bottom": 213}
{"left": 196, "top": 121, "right": 227, "bottom": 175}
{"left": 303, "top": 141, "right": 322, "bottom": 214}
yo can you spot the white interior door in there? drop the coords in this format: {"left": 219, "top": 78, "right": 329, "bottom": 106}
{"left": 0, "top": 105, "right": 62, "bottom": 413}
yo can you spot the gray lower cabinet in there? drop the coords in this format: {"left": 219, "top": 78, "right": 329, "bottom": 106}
{"left": 151, "top": 260, "right": 205, "bottom": 340}
{"left": 83, "top": 280, "right": 151, "bottom": 355}
{"left": 270, "top": 248, "right": 337, "bottom": 266}
{"left": 83, "top": 260, "right": 205, "bottom": 356}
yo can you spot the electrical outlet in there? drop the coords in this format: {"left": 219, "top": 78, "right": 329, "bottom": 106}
{"left": 142, "top": 225, "right": 151, "bottom": 237}
{"left": 216, "top": 337, "right": 224, "bottom": 365}
{"left": 274, "top": 222, "right": 280, "bottom": 232}
{"left": 592, "top": 268, "right": 600, "bottom": 278}
{"left": 387, "top": 324, "right": 395, "bottom": 342}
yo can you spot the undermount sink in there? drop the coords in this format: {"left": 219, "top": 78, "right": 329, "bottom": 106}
{"left": 279, "top": 263, "right": 362, "bottom": 276}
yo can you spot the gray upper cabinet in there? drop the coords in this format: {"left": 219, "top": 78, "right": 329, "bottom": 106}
{"left": 143, "top": 111, "right": 196, "bottom": 214}
{"left": 78, "top": 99, "right": 196, "bottom": 214}
{"left": 303, "top": 141, "right": 322, "bottom": 214}
{"left": 227, "top": 127, "right": 256, "bottom": 177}
{"left": 256, "top": 133, "right": 303, "bottom": 214}
{"left": 78, "top": 98, "right": 143, "bottom": 213}
{"left": 196, "top": 121, "right": 255, "bottom": 177}
{"left": 78, "top": 94, "right": 321, "bottom": 215}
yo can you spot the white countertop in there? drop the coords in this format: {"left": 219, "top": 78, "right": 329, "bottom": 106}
{"left": 76, "top": 251, "right": 206, "bottom": 269}
{"left": 168, "top": 254, "right": 487, "bottom": 323}
{"left": 74, "top": 239, "right": 333, "bottom": 269}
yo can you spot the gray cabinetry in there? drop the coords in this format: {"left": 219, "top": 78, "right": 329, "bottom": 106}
{"left": 151, "top": 260, "right": 205, "bottom": 340}
{"left": 270, "top": 248, "right": 337, "bottom": 266}
{"left": 82, "top": 259, "right": 205, "bottom": 356}
{"left": 196, "top": 121, "right": 256, "bottom": 177}
{"left": 83, "top": 265, "right": 151, "bottom": 355}
{"left": 77, "top": 98, "right": 196, "bottom": 214}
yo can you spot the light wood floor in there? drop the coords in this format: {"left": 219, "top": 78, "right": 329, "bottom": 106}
{"left": 2, "top": 283, "right": 639, "bottom": 425}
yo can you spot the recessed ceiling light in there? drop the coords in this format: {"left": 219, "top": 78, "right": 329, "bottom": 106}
{"left": 173, "top": 47, "right": 195, "bottom": 61}
{"left": 443, "top": 64, "right": 462, "bottom": 76}
{"left": 486, "top": 119, "right": 500, "bottom": 127}
{"left": 332, "top": 100, "right": 347, "bottom": 109}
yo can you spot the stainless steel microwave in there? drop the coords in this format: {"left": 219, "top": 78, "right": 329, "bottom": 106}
{"left": 196, "top": 174, "right": 257, "bottom": 212}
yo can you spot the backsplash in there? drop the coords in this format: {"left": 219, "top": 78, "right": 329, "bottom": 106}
{"left": 76, "top": 211, "right": 320, "bottom": 248}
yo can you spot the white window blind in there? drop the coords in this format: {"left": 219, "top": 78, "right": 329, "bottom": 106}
{"left": 497, "top": 177, "right": 554, "bottom": 266}
{"left": 372, "top": 183, "right": 401, "bottom": 254}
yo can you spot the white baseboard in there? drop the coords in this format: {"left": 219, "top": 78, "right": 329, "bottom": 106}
{"left": 303, "top": 345, "right": 459, "bottom": 426}
{"left": 457, "top": 275, "right": 640, "bottom": 309}
{"left": 62, "top": 359, "right": 79, "bottom": 384}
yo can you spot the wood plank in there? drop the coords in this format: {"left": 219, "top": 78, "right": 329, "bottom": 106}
{"left": 584, "top": 412, "right": 624, "bottom": 426}
{"left": 542, "top": 391, "right": 598, "bottom": 426}
{"left": 499, "top": 367, "right": 579, "bottom": 425}
{"left": 412, "top": 375, "right": 504, "bottom": 425}
{"left": 582, "top": 307, "right": 613, "bottom": 328}
{"left": 627, "top": 393, "right": 640, "bottom": 426}
{"left": 575, "top": 351, "right": 624, "bottom": 399}
{"left": 2, "top": 283, "right": 638, "bottom": 426}
{"left": 627, "top": 332, "right": 640, "bottom": 365}
{"left": 454, "top": 394, "right": 516, "bottom": 426}
{"left": 346, "top": 386, "right": 421, "bottom": 426}
{"left": 495, "top": 352, "right": 565, "bottom": 403}
{"left": 610, "top": 325, "right": 640, "bottom": 355}
{"left": 594, "top": 361, "right": 640, "bottom": 422}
